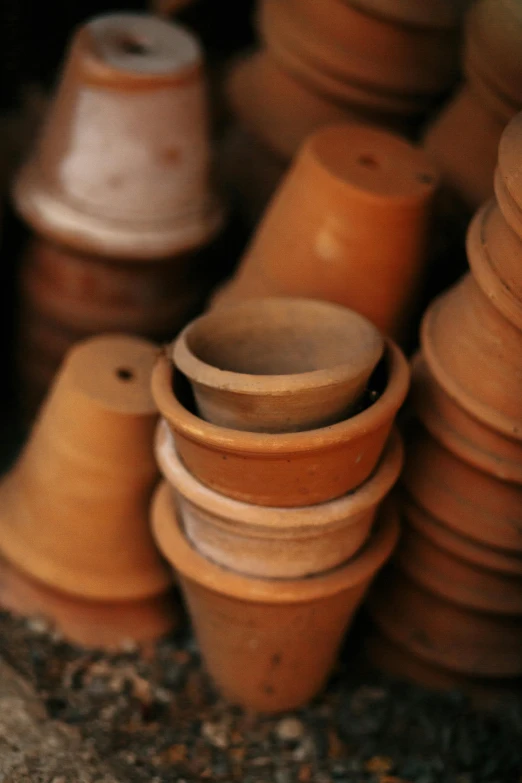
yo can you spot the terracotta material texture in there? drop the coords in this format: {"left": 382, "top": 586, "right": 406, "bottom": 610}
{"left": 152, "top": 481, "right": 399, "bottom": 712}
{"left": 423, "top": 0, "right": 522, "bottom": 210}
{"left": 403, "top": 421, "right": 522, "bottom": 553}
{"left": 173, "top": 298, "right": 384, "bottom": 433}
{"left": 155, "top": 419, "right": 402, "bottom": 578}
{"left": 213, "top": 124, "right": 438, "bottom": 339}
{"left": 0, "top": 335, "right": 171, "bottom": 602}
{"left": 151, "top": 339, "right": 409, "bottom": 506}
{"left": 13, "top": 13, "right": 223, "bottom": 259}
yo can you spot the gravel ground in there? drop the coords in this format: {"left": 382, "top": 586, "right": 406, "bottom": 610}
{"left": 0, "top": 610, "right": 521, "bottom": 783}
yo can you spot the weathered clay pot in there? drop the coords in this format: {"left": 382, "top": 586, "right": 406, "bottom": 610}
{"left": 155, "top": 419, "right": 402, "bottom": 577}
{"left": 173, "top": 298, "right": 384, "bottom": 433}
{"left": 151, "top": 339, "right": 409, "bottom": 506}
{"left": 212, "top": 124, "right": 438, "bottom": 338}
{"left": 403, "top": 421, "right": 522, "bottom": 553}
{"left": 411, "top": 354, "right": 522, "bottom": 483}
{"left": 13, "top": 13, "right": 223, "bottom": 259}
{"left": 0, "top": 335, "right": 171, "bottom": 602}
{"left": 369, "top": 568, "right": 522, "bottom": 677}
{"left": 422, "top": 272, "right": 522, "bottom": 439}
{"left": 398, "top": 498, "right": 522, "bottom": 614}
{"left": 152, "top": 481, "right": 399, "bottom": 712}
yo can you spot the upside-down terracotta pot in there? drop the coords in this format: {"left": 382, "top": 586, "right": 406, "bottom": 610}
{"left": 13, "top": 13, "right": 222, "bottom": 260}
{"left": 173, "top": 298, "right": 384, "bottom": 433}
{"left": 422, "top": 272, "right": 522, "bottom": 439}
{"left": 152, "top": 481, "right": 399, "bottom": 712}
{"left": 151, "top": 339, "right": 409, "bottom": 506}
{"left": 398, "top": 498, "right": 522, "bottom": 614}
{"left": 403, "top": 421, "right": 522, "bottom": 553}
{"left": 155, "top": 419, "right": 402, "bottom": 577}
{"left": 0, "top": 335, "right": 176, "bottom": 646}
{"left": 212, "top": 124, "right": 438, "bottom": 339}
{"left": 369, "top": 567, "right": 522, "bottom": 677}
{"left": 411, "top": 354, "right": 522, "bottom": 483}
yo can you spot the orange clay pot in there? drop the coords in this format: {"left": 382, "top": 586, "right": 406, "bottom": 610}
{"left": 403, "top": 422, "right": 522, "bottom": 553}
{"left": 152, "top": 481, "right": 399, "bottom": 712}
{"left": 369, "top": 567, "right": 522, "bottom": 677}
{"left": 422, "top": 272, "right": 522, "bottom": 439}
{"left": 411, "top": 354, "right": 522, "bottom": 484}
{"left": 155, "top": 419, "right": 402, "bottom": 578}
{"left": 398, "top": 498, "right": 522, "bottom": 614}
{"left": 0, "top": 552, "right": 177, "bottom": 650}
{"left": 348, "top": 0, "right": 472, "bottom": 29}
{"left": 212, "top": 124, "right": 438, "bottom": 339}
{"left": 13, "top": 13, "right": 222, "bottom": 260}
{"left": 494, "top": 110, "right": 522, "bottom": 241}
{"left": 260, "top": 0, "right": 459, "bottom": 106}
{"left": 151, "top": 339, "right": 409, "bottom": 507}
{"left": 365, "top": 627, "right": 521, "bottom": 708}
{"left": 0, "top": 335, "right": 172, "bottom": 602}
{"left": 173, "top": 298, "right": 384, "bottom": 433}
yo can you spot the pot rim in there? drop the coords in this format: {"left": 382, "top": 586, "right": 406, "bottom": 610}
{"left": 155, "top": 419, "right": 403, "bottom": 532}
{"left": 173, "top": 297, "right": 384, "bottom": 396}
{"left": 151, "top": 339, "right": 409, "bottom": 454}
{"left": 151, "top": 481, "right": 399, "bottom": 602}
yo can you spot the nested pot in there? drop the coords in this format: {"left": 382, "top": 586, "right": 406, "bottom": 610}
{"left": 411, "top": 354, "right": 522, "bottom": 483}
{"left": 422, "top": 272, "right": 522, "bottom": 439}
{"left": 212, "top": 123, "right": 438, "bottom": 338}
{"left": 152, "top": 481, "right": 399, "bottom": 712}
{"left": 151, "top": 338, "right": 409, "bottom": 507}
{"left": 173, "top": 298, "right": 384, "bottom": 433}
{"left": 155, "top": 419, "right": 402, "bottom": 578}
{"left": 13, "top": 13, "right": 223, "bottom": 260}
{"left": 403, "top": 420, "right": 522, "bottom": 553}
{"left": 398, "top": 498, "right": 522, "bottom": 614}
{"left": 495, "top": 110, "right": 522, "bottom": 240}
{"left": 369, "top": 567, "right": 522, "bottom": 677}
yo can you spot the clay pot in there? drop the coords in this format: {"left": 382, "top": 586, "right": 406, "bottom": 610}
{"left": 411, "top": 354, "right": 522, "bottom": 483}
{"left": 155, "top": 419, "right": 402, "bottom": 577}
{"left": 0, "top": 552, "right": 177, "bottom": 650}
{"left": 212, "top": 124, "right": 438, "bottom": 338}
{"left": 173, "top": 298, "right": 384, "bottom": 433}
{"left": 348, "top": 0, "right": 472, "bottom": 29}
{"left": 495, "top": 110, "right": 522, "bottom": 239}
{"left": 422, "top": 272, "right": 522, "bottom": 439}
{"left": 403, "top": 421, "right": 522, "bottom": 553}
{"left": 0, "top": 334, "right": 172, "bottom": 602}
{"left": 152, "top": 481, "right": 399, "bottom": 712}
{"left": 151, "top": 339, "right": 409, "bottom": 506}
{"left": 369, "top": 568, "right": 522, "bottom": 676}
{"left": 13, "top": 13, "right": 223, "bottom": 259}
{"left": 398, "top": 498, "right": 522, "bottom": 614}
{"left": 260, "top": 0, "right": 459, "bottom": 105}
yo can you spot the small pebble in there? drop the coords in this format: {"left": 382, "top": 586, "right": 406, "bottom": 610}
{"left": 276, "top": 717, "right": 305, "bottom": 742}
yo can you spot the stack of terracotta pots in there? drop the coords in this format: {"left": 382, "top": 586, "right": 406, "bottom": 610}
{"left": 0, "top": 334, "right": 178, "bottom": 649}
{"left": 368, "top": 111, "right": 522, "bottom": 700}
{"left": 12, "top": 12, "right": 224, "bottom": 420}
{"left": 150, "top": 297, "right": 410, "bottom": 712}
{"left": 221, "top": 0, "right": 465, "bottom": 219}
{"left": 424, "top": 0, "right": 522, "bottom": 212}
{"left": 214, "top": 123, "right": 438, "bottom": 342}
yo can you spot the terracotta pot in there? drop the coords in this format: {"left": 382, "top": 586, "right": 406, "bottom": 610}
{"left": 0, "top": 552, "right": 178, "bottom": 650}
{"left": 422, "top": 272, "right": 522, "bottom": 439}
{"left": 403, "top": 421, "right": 522, "bottom": 553}
{"left": 369, "top": 568, "right": 522, "bottom": 676}
{"left": 494, "top": 110, "right": 522, "bottom": 239}
{"left": 0, "top": 334, "right": 172, "bottom": 601}
{"left": 398, "top": 498, "right": 522, "bottom": 614}
{"left": 152, "top": 481, "right": 399, "bottom": 712}
{"left": 349, "top": 0, "right": 472, "bottom": 29}
{"left": 411, "top": 354, "right": 522, "bottom": 483}
{"left": 13, "top": 13, "right": 223, "bottom": 259}
{"left": 365, "top": 626, "right": 521, "bottom": 708}
{"left": 212, "top": 124, "right": 438, "bottom": 338}
{"left": 151, "top": 339, "right": 409, "bottom": 506}
{"left": 173, "top": 298, "right": 384, "bottom": 433}
{"left": 261, "top": 0, "right": 459, "bottom": 101}
{"left": 155, "top": 419, "right": 402, "bottom": 577}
